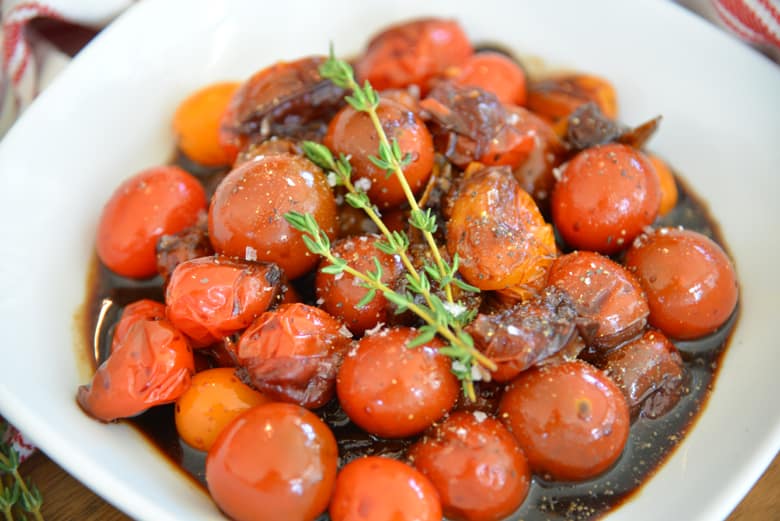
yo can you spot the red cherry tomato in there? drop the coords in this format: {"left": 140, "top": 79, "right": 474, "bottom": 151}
{"left": 624, "top": 227, "right": 738, "bottom": 339}
{"left": 552, "top": 143, "right": 661, "bottom": 254}
{"left": 315, "top": 234, "right": 404, "bottom": 335}
{"left": 355, "top": 18, "right": 473, "bottom": 92}
{"left": 206, "top": 403, "right": 337, "bottom": 521}
{"left": 165, "top": 256, "right": 282, "bottom": 347}
{"left": 110, "top": 299, "right": 166, "bottom": 354}
{"left": 449, "top": 52, "right": 527, "bottom": 105}
{"left": 325, "top": 99, "right": 434, "bottom": 209}
{"left": 77, "top": 318, "right": 194, "bottom": 422}
{"left": 236, "top": 303, "right": 351, "bottom": 409}
{"left": 208, "top": 153, "right": 338, "bottom": 278}
{"left": 329, "top": 456, "right": 442, "bottom": 521}
{"left": 337, "top": 327, "right": 459, "bottom": 438}
{"left": 499, "top": 360, "right": 630, "bottom": 481}
{"left": 409, "top": 411, "right": 531, "bottom": 521}
{"left": 96, "top": 166, "right": 207, "bottom": 279}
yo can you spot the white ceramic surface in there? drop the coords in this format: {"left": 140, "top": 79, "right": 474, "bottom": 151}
{"left": 1, "top": 0, "right": 778, "bottom": 520}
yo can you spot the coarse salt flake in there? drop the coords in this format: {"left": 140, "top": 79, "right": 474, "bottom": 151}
{"left": 473, "top": 411, "right": 488, "bottom": 423}
{"left": 245, "top": 246, "right": 258, "bottom": 261}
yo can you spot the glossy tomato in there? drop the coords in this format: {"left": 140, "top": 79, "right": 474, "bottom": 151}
{"left": 110, "top": 299, "right": 166, "bottom": 354}
{"left": 449, "top": 51, "right": 527, "bottom": 106}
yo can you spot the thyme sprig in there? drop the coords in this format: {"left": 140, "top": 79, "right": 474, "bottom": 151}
{"left": 0, "top": 422, "right": 43, "bottom": 521}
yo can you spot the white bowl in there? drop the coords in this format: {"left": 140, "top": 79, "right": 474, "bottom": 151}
{"left": 1, "top": 0, "right": 778, "bottom": 519}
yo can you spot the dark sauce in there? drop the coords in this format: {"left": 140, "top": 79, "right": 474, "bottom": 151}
{"left": 81, "top": 166, "right": 737, "bottom": 520}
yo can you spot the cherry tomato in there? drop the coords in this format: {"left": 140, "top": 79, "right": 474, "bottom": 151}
{"left": 77, "top": 318, "right": 194, "bottom": 422}
{"left": 449, "top": 51, "right": 527, "bottom": 105}
{"left": 624, "top": 227, "right": 738, "bottom": 339}
{"left": 547, "top": 251, "right": 649, "bottom": 349}
{"left": 173, "top": 81, "right": 240, "bottom": 166}
{"left": 355, "top": 18, "right": 473, "bottom": 92}
{"left": 552, "top": 143, "right": 661, "bottom": 254}
{"left": 208, "top": 153, "right": 338, "bottom": 278}
{"left": 233, "top": 137, "right": 301, "bottom": 168}
{"left": 499, "top": 360, "right": 630, "bottom": 481}
{"left": 165, "top": 256, "right": 282, "bottom": 347}
{"left": 325, "top": 99, "right": 434, "bottom": 209}
{"left": 337, "top": 327, "right": 459, "bottom": 438}
{"left": 236, "top": 303, "right": 351, "bottom": 409}
{"left": 315, "top": 234, "right": 404, "bottom": 335}
{"left": 206, "top": 403, "right": 337, "bottom": 521}
{"left": 329, "top": 456, "right": 442, "bottom": 521}
{"left": 110, "top": 299, "right": 166, "bottom": 354}
{"left": 446, "top": 165, "right": 556, "bottom": 299}
{"left": 96, "top": 166, "right": 207, "bottom": 279}
{"left": 175, "top": 368, "right": 270, "bottom": 451}
{"left": 155, "top": 211, "right": 213, "bottom": 282}
{"left": 526, "top": 73, "right": 618, "bottom": 122}
{"left": 647, "top": 153, "right": 679, "bottom": 216}
{"left": 409, "top": 411, "right": 531, "bottom": 521}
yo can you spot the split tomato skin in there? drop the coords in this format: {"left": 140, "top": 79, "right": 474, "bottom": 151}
{"left": 110, "top": 299, "right": 166, "bottom": 354}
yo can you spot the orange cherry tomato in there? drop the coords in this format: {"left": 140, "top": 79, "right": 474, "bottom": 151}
{"left": 325, "top": 99, "right": 434, "bottom": 209}
{"left": 173, "top": 81, "right": 240, "bottom": 166}
{"left": 206, "top": 403, "right": 337, "bottom": 521}
{"left": 526, "top": 73, "right": 618, "bottom": 122}
{"left": 409, "top": 411, "right": 531, "bottom": 521}
{"left": 624, "top": 227, "right": 738, "bottom": 339}
{"left": 499, "top": 360, "right": 630, "bottom": 481}
{"left": 329, "top": 456, "right": 442, "bottom": 521}
{"left": 165, "top": 256, "right": 282, "bottom": 347}
{"left": 96, "top": 166, "right": 207, "bottom": 279}
{"left": 449, "top": 52, "right": 527, "bottom": 105}
{"left": 647, "top": 153, "right": 679, "bottom": 216}
{"left": 547, "top": 251, "right": 649, "bottom": 349}
{"left": 175, "top": 368, "right": 270, "bottom": 451}
{"left": 337, "top": 327, "right": 459, "bottom": 438}
{"left": 208, "top": 153, "right": 338, "bottom": 278}
{"left": 315, "top": 234, "right": 404, "bottom": 335}
{"left": 236, "top": 303, "right": 351, "bottom": 409}
{"left": 77, "top": 318, "right": 194, "bottom": 422}
{"left": 355, "top": 18, "right": 473, "bottom": 92}
{"left": 552, "top": 143, "right": 661, "bottom": 254}
{"left": 110, "top": 299, "right": 166, "bottom": 354}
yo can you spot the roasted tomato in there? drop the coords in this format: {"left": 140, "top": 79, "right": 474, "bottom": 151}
{"left": 447, "top": 165, "right": 556, "bottom": 299}
{"left": 165, "top": 256, "right": 282, "bottom": 347}
{"left": 325, "top": 98, "right": 434, "bottom": 209}
{"left": 77, "top": 318, "right": 194, "bottom": 422}
{"left": 646, "top": 154, "right": 678, "bottom": 217}
{"left": 330, "top": 456, "right": 442, "bottom": 521}
{"left": 337, "top": 327, "right": 459, "bottom": 438}
{"left": 467, "top": 286, "right": 578, "bottom": 382}
{"left": 218, "top": 56, "right": 345, "bottom": 163}
{"left": 526, "top": 73, "right": 618, "bottom": 122}
{"left": 315, "top": 234, "right": 404, "bottom": 335}
{"left": 409, "top": 411, "right": 531, "bottom": 521}
{"left": 547, "top": 251, "right": 649, "bottom": 349}
{"left": 173, "top": 81, "right": 240, "bottom": 166}
{"left": 552, "top": 143, "right": 661, "bottom": 254}
{"left": 96, "top": 166, "right": 207, "bottom": 279}
{"left": 447, "top": 51, "right": 527, "bottom": 106}
{"left": 235, "top": 303, "right": 351, "bottom": 409}
{"left": 355, "top": 18, "right": 473, "bottom": 92}
{"left": 206, "top": 403, "right": 337, "bottom": 521}
{"left": 233, "top": 137, "right": 302, "bottom": 168}
{"left": 175, "top": 367, "right": 270, "bottom": 451}
{"left": 499, "top": 360, "right": 630, "bottom": 481}
{"left": 155, "top": 211, "right": 213, "bottom": 282}
{"left": 110, "top": 299, "right": 167, "bottom": 354}
{"left": 624, "top": 227, "right": 738, "bottom": 339}
{"left": 208, "top": 153, "right": 338, "bottom": 278}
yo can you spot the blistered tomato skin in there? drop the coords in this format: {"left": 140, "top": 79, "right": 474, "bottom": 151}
{"left": 355, "top": 18, "right": 473, "bottom": 92}
{"left": 449, "top": 51, "right": 527, "bottom": 106}
{"left": 165, "top": 256, "right": 282, "bottom": 347}
{"left": 499, "top": 361, "right": 630, "bottom": 482}
{"left": 337, "top": 327, "right": 459, "bottom": 438}
{"left": 206, "top": 403, "right": 337, "bottom": 521}
{"left": 236, "top": 303, "right": 352, "bottom": 409}
{"left": 409, "top": 411, "right": 531, "bottom": 521}
{"left": 96, "top": 166, "right": 207, "bottom": 279}
{"left": 325, "top": 99, "right": 434, "bottom": 209}
{"left": 208, "top": 153, "right": 338, "bottom": 279}
{"left": 110, "top": 299, "right": 166, "bottom": 354}
{"left": 552, "top": 143, "right": 661, "bottom": 254}
{"left": 624, "top": 227, "right": 738, "bottom": 339}
{"left": 526, "top": 74, "right": 618, "bottom": 122}
{"left": 329, "top": 456, "right": 442, "bottom": 521}
{"left": 175, "top": 368, "right": 270, "bottom": 452}
{"left": 77, "top": 319, "right": 195, "bottom": 422}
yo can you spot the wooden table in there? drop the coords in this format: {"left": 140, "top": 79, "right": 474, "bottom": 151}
{"left": 19, "top": 450, "right": 779, "bottom": 520}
